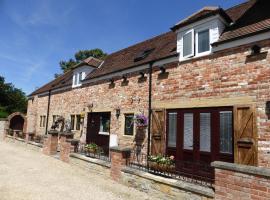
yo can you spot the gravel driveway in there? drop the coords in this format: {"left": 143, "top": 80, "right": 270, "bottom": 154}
{"left": 0, "top": 141, "right": 156, "bottom": 200}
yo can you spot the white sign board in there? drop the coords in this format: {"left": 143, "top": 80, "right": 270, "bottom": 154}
{"left": 109, "top": 134, "right": 118, "bottom": 147}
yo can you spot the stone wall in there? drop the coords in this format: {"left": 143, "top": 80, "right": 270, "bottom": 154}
{"left": 27, "top": 39, "right": 270, "bottom": 167}
{"left": 212, "top": 161, "right": 270, "bottom": 200}
{"left": 121, "top": 168, "right": 214, "bottom": 200}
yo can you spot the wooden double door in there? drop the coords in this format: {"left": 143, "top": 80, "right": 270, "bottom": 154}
{"left": 166, "top": 107, "right": 234, "bottom": 178}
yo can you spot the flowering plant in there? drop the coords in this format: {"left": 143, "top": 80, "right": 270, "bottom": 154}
{"left": 134, "top": 114, "right": 148, "bottom": 128}
{"left": 148, "top": 155, "right": 175, "bottom": 166}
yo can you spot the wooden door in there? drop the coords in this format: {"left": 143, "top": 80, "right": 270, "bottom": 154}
{"left": 151, "top": 109, "right": 166, "bottom": 155}
{"left": 234, "top": 105, "right": 258, "bottom": 166}
{"left": 86, "top": 112, "right": 110, "bottom": 155}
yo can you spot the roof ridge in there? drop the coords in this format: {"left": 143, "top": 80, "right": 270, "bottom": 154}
{"left": 174, "top": 6, "right": 220, "bottom": 26}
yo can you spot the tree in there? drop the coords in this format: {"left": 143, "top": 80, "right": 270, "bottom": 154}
{"left": 0, "top": 76, "right": 27, "bottom": 118}
{"left": 59, "top": 48, "right": 107, "bottom": 73}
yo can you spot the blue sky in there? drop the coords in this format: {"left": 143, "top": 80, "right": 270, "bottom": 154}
{"left": 0, "top": 0, "right": 245, "bottom": 95}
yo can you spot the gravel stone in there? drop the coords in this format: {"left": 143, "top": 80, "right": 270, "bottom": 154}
{"left": 0, "top": 141, "right": 157, "bottom": 200}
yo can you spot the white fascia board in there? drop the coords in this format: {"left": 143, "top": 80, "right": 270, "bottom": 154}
{"left": 213, "top": 31, "right": 270, "bottom": 52}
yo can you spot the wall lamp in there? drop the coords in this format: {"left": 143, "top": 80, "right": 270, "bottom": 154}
{"left": 159, "top": 66, "right": 166, "bottom": 74}
{"left": 250, "top": 45, "right": 261, "bottom": 56}
{"left": 122, "top": 75, "right": 127, "bottom": 82}
{"left": 266, "top": 101, "right": 270, "bottom": 119}
{"left": 110, "top": 79, "right": 114, "bottom": 84}
{"left": 116, "top": 108, "right": 121, "bottom": 119}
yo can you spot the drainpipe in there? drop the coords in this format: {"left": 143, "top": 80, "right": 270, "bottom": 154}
{"left": 45, "top": 90, "right": 51, "bottom": 135}
{"left": 147, "top": 62, "right": 154, "bottom": 163}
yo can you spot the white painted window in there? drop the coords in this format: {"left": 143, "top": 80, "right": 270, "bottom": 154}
{"left": 182, "top": 30, "right": 194, "bottom": 58}
{"left": 197, "top": 29, "right": 210, "bottom": 54}
{"left": 72, "top": 72, "right": 85, "bottom": 87}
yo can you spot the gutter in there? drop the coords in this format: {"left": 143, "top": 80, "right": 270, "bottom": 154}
{"left": 147, "top": 61, "right": 154, "bottom": 166}
{"left": 45, "top": 90, "right": 51, "bottom": 135}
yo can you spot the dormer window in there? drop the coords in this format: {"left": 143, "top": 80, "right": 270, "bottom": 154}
{"left": 72, "top": 71, "right": 85, "bottom": 87}
{"left": 181, "top": 27, "right": 211, "bottom": 60}
{"left": 174, "top": 7, "right": 231, "bottom": 61}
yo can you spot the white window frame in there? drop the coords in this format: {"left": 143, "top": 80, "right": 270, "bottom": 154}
{"left": 72, "top": 72, "right": 83, "bottom": 88}
{"left": 195, "top": 27, "right": 211, "bottom": 57}
{"left": 181, "top": 29, "right": 194, "bottom": 59}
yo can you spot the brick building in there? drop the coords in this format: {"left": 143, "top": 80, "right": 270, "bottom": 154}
{"left": 27, "top": 0, "right": 270, "bottom": 178}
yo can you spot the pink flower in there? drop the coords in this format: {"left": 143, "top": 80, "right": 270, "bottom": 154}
{"left": 169, "top": 155, "right": 174, "bottom": 160}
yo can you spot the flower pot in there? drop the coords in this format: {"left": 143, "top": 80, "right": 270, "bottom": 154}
{"left": 149, "top": 161, "right": 158, "bottom": 171}
{"left": 89, "top": 148, "right": 97, "bottom": 154}
{"left": 166, "top": 165, "right": 175, "bottom": 173}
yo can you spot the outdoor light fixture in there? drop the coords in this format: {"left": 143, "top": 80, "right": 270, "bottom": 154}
{"left": 251, "top": 45, "right": 261, "bottom": 56}
{"left": 122, "top": 75, "right": 127, "bottom": 82}
{"left": 110, "top": 79, "right": 114, "bottom": 84}
{"left": 159, "top": 66, "right": 166, "bottom": 74}
{"left": 87, "top": 103, "right": 93, "bottom": 111}
{"left": 266, "top": 101, "right": 270, "bottom": 119}
{"left": 116, "top": 108, "right": 121, "bottom": 119}
{"left": 139, "top": 72, "right": 145, "bottom": 78}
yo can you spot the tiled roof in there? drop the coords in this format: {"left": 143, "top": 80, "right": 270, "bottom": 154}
{"left": 85, "top": 31, "right": 177, "bottom": 80}
{"left": 215, "top": 0, "right": 270, "bottom": 45}
{"left": 29, "top": 70, "right": 73, "bottom": 96}
{"left": 225, "top": 0, "right": 256, "bottom": 22}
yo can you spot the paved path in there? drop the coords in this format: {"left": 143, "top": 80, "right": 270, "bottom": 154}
{"left": 0, "top": 141, "right": 155, "bottom": 200}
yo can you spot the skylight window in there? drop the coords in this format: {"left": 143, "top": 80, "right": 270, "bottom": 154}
{"left": 134, "top": 48, "right": 155, "bottom": 62}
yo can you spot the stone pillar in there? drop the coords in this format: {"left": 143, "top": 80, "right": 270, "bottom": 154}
{"left": 42, "top": 130, "right": 58, "bottom": 156}
{"left": 25, "top": 132, "right": 34, "bottom": 143}
{"left": 60, "top": 139, "right": 72, "bottom": 163}
{"left": 110, "top": 147, "right": 131, "bottom": 181}
{"left": 3, "top": 129, "right": 8, "bottom": 140}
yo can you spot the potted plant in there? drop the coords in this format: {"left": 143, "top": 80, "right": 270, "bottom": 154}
{"left": 134, "top": 114, "right": 148, "bottom": 129}
{"left": 85, "top": 143, "right": 98, "bottom": 154}
{"left": 148, "top": 155, "right": 175, "bottom": 172}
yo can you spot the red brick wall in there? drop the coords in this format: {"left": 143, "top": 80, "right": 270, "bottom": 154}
{"left": 152, "top": 39, "right": 270, "bottom": 167}
{"left": 214, "top": 167, "right": 270, "bottom": 200}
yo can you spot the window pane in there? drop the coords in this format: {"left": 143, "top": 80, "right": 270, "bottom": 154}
{"left": 124, "top": 114, "right": 134, "bottom": 136}
{"left": 71, "top": 115, "right": 75, "bottom": 130}
{"left": 198, "top": 29, "right": 210, "bottom": 53}
{"left": 76, "top": 115, "right": 81, "bottom": 130}
{"left": 200, "top": 113, "right": 211, "bottom": 152}
{"left": 168, "top": 112, "right": 177, "bottom": 147}
{"left": 183, "top": 32, "right": 192, "bottom": 57}
{"left": 184, "top": 113, "right": 193, "bottom": 150}
{"left": 43, "top": 116, "right": 46, "bottom": 127}
{"left": 40, "top": 116, "right": 42, "bottom": 127}
{"left": 220, "top": 111, "right": 233, "bottom": 154}
{"left": 79, "top": 72, "right": 83, "bottom": 84}
{"left": 99, "top": 114, "right": 110, "bottom": 133}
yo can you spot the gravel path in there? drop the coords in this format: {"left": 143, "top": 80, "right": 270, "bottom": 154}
{"left": 0, "top": 141, "right": 156, "bottom": 200}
